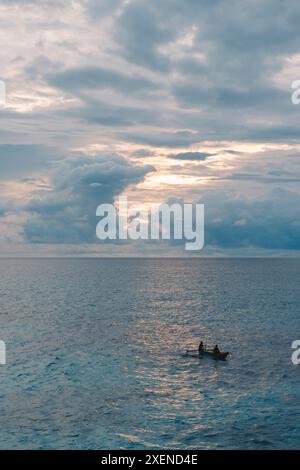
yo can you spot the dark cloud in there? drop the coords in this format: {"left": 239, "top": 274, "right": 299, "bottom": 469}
{"left": 16, "top": 0, "right": 300, "bottom": 146}
{"left": 60, "top": 100, "right": 161, "bottom": 127}
{"left": 172, "top": 83, "right": 289, "bottom": 110}
{"left": 85, "top": 0, "right": 123, "bottom": 18}
{"left": 168, "top": 152, "right": 215, "bottom": 161}
{"left": 24, "top": 153, "right": 154, "bottom": 243}
{"left": 121, "top": 130, "right": 202, "bottom": 148}
{"left": 113, "top": 1, "right": 174, "bottom": 71}
{"left": 47, "top": 66, "right": 158, "bottom": 95}
{"left": 45, "top": 65, "right": 163, "bottom": 129}
{"left": 0, "top": 144, "right": 61, "bottom": 180}
{"left": 161, "top": 188, "right": 300, "bottom": 251}
{"left": 150, "top": 187, "right": 300, "bottom": 252}
{"left": 204, "top": 189, "right": 300, "bottom": 250}
{"left": 131, "top": 149, "right": 155, "bottom": 158}
{"left": 111, "top": 0, "right": 300, "bottom": 142}
{"left": 245, "top": 125, "right": 300, "bottom": 142}
{"left": 220, "top": 172, "right": 300, "bottom": 184}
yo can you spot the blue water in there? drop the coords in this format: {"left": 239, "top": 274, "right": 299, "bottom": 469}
{"left": 0, "top": 258, "right": 299, "bottom": 449}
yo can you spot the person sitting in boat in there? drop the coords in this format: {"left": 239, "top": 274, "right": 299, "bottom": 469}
{"left": 213, "top": 345, "right": 220, "bottom": 354}
{"left": 198, "top": 341, "right": 204, "bottom": 352}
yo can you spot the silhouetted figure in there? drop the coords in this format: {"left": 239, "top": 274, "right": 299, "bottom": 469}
{"left": 213, "top": 344, "right": 220, "bottom": 354}
{"left": 198, "top": 341, "right": 204, "bottom": 352}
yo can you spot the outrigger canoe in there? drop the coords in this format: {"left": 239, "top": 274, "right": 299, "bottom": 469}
{"left": 186, "top": 349, "right": 229, "bottom": 361}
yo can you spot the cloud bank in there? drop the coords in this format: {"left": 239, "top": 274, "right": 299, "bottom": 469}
{"left": 0, "top": 0, "right": 299, "bottom": 255}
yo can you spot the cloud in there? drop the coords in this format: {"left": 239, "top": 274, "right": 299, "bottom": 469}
{"left": 172, "top": 83, "right": 289, "bottom": 110}
{"left": 85, "top": 0, "right": 123, "bottom": 18}
{"left": 121, "top": 130, "right": 202, "bottom": 148}
{"left": 203, "top": 188, "right": 300, "bottom": 250}
{"left": 0, "top": 144, "right": 61, "bottom": 180}
{"left": 131, "top": 149, "right": 156, "bottom": 158}
{"left": 47, "top": 66, "right": 158, "bottom": 95}
{"left": 160, "top": 188, "right": 300, "bottom": 252}
{"left": 24, "top": 153, "right": 154, "bottom": 243}
{"left": 0, "top": 0, "right": 64, "bottom": 4}
{"left": 0, "top": 0, "right": 300, "bottom": 254}
{"left": 60, "top": 100, "right": 161, "bottom": 127}
{"left": 4, "top": 0, "right": 300, "bottom": 145}
{"left": 112, "top": 1, "right": 174, "bottom": 71}
{"left": 168, "top": 152, "right": 215, "bottom": 161}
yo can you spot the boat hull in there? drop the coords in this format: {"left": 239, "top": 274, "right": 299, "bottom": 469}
{"left": 186, "top": 350, "right": 229, "bottom": 360}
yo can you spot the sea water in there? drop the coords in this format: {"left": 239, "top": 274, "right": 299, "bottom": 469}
{"left": 0, "top": 258, "right": 299, "bottom": 449}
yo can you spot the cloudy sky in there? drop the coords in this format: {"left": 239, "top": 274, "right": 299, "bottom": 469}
{"left": 0, "top": 0, "right": 300, "bottom": 256}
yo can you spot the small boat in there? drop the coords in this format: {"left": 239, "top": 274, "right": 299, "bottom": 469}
{"left": 186, "top": 349, "right": 229, "bottom": 361}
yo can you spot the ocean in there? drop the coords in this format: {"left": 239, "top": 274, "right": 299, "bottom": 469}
{"left": 0, "top": 258, "right": 299, "bottom": 449}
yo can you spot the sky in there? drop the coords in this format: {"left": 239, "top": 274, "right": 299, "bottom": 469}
{"left": 0, "top": 0, "right": 300, "bottom": 256}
